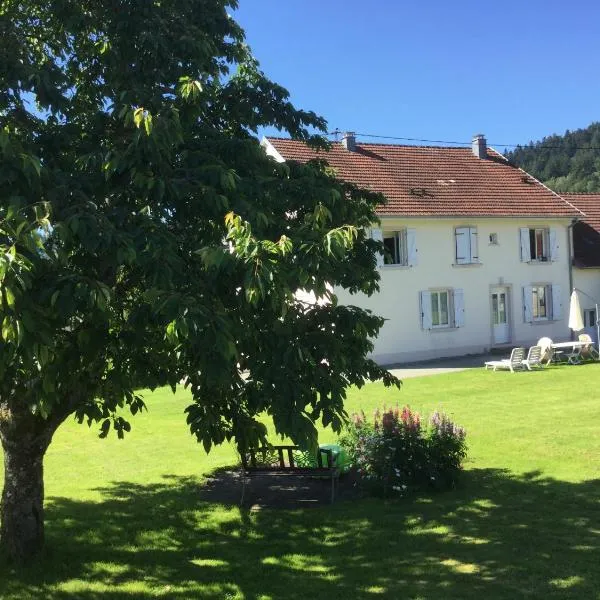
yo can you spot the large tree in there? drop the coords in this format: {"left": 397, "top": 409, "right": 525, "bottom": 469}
{"left": 0, "top": 0, "right": 398, "bottom": 563}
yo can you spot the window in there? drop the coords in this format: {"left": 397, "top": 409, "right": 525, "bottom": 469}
{"left": 455, "top": 227, "right": 479, "bottom": 264}
{"left": 489, "top": 233, "right": 498, "bottom": 245}
{"left": 420, "top": 289, "right": 464, "bottom": 330}
{"left": 584, "top": 309, "right": 596, "bottom": 328}
{"left": 371, "top": 227, "right": 417, "bottom": 268}
{"left": 523, "top": 284, "right": 562, "bottom": 322}
{"left": 531, "top": 285, "right": 548, "bottom": 320}
{"left": 529, "top": 228, "right": 548, "bottom": 261}
{"left": 383, "top": 230, "right": 408, "bottom": 265}
{"left": 520, "top": 227, "right": 558, "bottom": 262}
{"left": 431, "top": 290, "right": 449, "bottom": 327}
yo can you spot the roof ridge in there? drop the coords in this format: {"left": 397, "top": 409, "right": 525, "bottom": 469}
{"left": 265, "top": 136, "right": 479, "bottom": 151}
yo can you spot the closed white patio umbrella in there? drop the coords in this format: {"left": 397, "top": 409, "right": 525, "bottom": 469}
{"left": 570, "top": 288, "right": 600, "bottom": 354}
{"left": 568, "top": 290, "right": 585, "bottom": 331}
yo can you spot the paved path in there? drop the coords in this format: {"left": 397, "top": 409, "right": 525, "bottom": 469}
{"left": 386, "top": 353, "right": 494, "bottom": 379}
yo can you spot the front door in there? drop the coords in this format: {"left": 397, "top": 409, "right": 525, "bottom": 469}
{"left": 491, "top": 287, "right": 510, "bottom": 344}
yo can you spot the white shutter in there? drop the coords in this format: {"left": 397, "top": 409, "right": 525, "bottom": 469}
{"left": 371, "top": 227, "right": 384, "bottom": 268}
{"left": 549, "top": 228, "right": 559, "bottom": 262}
{"left": 455, "top": 227, "right": 469, "bottom": 264}
{"left": 523, "top": 286, "right": 533, "bottom": 323}
{"left": 420, "top": 291, "right": 432, "bottom": 330}
{"left": 520, "top": 228, "right": 531, "bottom": 262}
{"left": 469, "top": 228, "right": 479, "bottom": 262}
{"left": 407, "top": 228, "right": 418, "bottom": 266}
{"left": 453, "top": 288, "right": 465, "bottom": 327}
{"left": 552, "top": 284, "right": 562, "bottom": 320}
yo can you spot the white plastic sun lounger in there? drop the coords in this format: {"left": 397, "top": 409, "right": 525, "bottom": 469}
{"left": 484, "top": 347, "right": 526, "bottom": 373}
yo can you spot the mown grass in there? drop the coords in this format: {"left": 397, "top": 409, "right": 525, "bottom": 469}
{"left": 1, "top": 363, "right": 600, "bottom": 598}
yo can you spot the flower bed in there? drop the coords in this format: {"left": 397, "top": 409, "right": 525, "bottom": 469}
{"left": 338, "top": 406, "right": 467, "bottom": 496}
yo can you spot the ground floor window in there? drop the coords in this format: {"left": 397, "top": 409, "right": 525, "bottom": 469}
{"left": 532, "top": 285, "right": 548, "bottom": 320}
{"left": 420, "top": 289, "right": 464, "bottom": 330}
{"left": 431, "top": 290, "right": 449, "bottom": 327}
{"left": 584, "top": 309, "right": 596, "bottom": 328}
{"left": 523, "top": 284, "right": 562, "bottom": 323}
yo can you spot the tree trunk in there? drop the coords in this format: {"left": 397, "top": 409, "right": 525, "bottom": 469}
{"left": 0, "top": 398, "right": 65, "bottom": 565}
{"left": 0, "top": 434, "right": 49, "bottom": 564}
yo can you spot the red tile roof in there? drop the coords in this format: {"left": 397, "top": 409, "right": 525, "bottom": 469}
{"left": 563, "top": 194, "right": 600, "bottom": 232}
{"left": 266, "top": 137, "right": 583, "bottom": 218}
{"left": 562, "top": 194, "right": 600, "bottom": 268}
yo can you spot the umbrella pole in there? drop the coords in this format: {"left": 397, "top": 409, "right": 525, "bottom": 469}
{"left": 596, "top": 304, "right": 600, "bottom": 360}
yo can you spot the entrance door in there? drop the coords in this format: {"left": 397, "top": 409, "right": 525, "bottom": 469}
{"left": 491, "top": 287, "right": 510, "bottom": 344}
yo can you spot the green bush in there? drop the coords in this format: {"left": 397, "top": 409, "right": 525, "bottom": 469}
{"left": 339, "top": 406, "right": 467, "bottom": 496}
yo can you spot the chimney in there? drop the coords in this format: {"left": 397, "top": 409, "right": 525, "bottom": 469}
{"left": 472, "top": 134, "right": 487, "bottom": 159}
{"left": 341, "top": 131, "right": 356, "bottom": 151}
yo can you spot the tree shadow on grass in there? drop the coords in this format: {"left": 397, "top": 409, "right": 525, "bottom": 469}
{"left": 1, "top": 469, "right": 600, "bottom": 599}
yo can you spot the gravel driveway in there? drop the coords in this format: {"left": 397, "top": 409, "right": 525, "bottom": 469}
{"left": 386, "top": 353, "right": 494, "bottom": 379}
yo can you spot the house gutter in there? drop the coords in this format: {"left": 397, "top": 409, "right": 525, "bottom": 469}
{"left": 567, "top": 218, "right": 578, "bottom": 297}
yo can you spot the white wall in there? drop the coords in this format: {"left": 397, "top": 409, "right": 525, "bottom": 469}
{"left": 573, "top": 268, "right": 600, "bottom": 342}
{"left": 336, "top": 217, "right": 572, "bottom": 365}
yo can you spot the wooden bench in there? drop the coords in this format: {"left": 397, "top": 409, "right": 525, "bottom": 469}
{"left": 240, "top": 445, "right": 340, "bottom": 505}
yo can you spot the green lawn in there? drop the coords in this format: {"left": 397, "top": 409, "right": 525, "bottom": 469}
{"left": 2, "top": 364, "right": 600, "bottom": 599}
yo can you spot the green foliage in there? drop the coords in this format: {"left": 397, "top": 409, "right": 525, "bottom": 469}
{"left": 0, "top": 0, "right": 398, "bottom": 461}
{"left": 339, "top": 406, "right": 467, "bottom": 496}
{"left": 506, "top": 122, "right": 600, "bottom": 192}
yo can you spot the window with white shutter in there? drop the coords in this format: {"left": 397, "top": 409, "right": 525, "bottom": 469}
{"left": 455, "top": 227, "right": 479, "bottom": 264}
{"left": 521, "top": 228, "right": 556, "bottom": 262}
{"left": 420, "top": 289, "right": 458, "bottom": 329}
{"left": 523, "top": 284, "right": 560, "bottom": 322}
{"left": 382, "top": 229, "right": 409, "bottom": 266}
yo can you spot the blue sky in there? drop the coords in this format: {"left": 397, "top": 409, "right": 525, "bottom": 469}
{"left": 235, "top": 1, "right": 600, "bottom": 149}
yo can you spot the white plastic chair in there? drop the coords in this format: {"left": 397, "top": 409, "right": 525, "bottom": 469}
{"left": 485, "top": 347, "right": 526, "bottom": 373}
{"left": 522, "top": 346, "right": 543, "bottom": 370}
{"left": 578, "top": 333, "right": 599, "bottom": 361}
{"left": 537, "top": 337, "right": 561, "bottom": 364}
{"left": 564, "top": 345, "right": 583, "bottom": 365}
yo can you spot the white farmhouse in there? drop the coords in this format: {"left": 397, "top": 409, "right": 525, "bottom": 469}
{"left": 263, "top": 133, "right": 584, "bottom": 364}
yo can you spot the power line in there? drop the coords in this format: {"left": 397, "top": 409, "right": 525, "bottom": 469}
{"left": 326, "top": 130, "right": 600, "bottom": 151}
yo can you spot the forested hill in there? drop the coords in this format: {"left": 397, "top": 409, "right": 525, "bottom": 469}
{"left": 505, "top": 122, "right": 600, "bottom": 193}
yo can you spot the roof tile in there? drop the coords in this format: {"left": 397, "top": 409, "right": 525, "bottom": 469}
{"left": 266, "top": 137, "right": 582, "bottom": 219}
{"left": 562, "top": 193, "right": 600, "bottom": 268}
{"left": 563, "top": 193, "right": 600, "bottom": 232}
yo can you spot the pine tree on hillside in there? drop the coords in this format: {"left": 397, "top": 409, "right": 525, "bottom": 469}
{"left": 507, "top": 123, "right": 600, "bottom": 192}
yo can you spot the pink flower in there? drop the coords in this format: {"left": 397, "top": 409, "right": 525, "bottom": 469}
{"left": 382, "top": 411, "right": 395, "bottom": 433}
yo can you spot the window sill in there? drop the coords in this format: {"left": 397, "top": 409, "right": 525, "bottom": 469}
{"left": 381, "top": 264, "right": 412, "bottom": 270}
{"left": 526, "top": 260, "right": 553, "bottom": 265}
{"left": 452, "top": 262, "right": 482, "bottom": 268}
{"left": 428, "top": 326, "right": 459, "bottom": 333}
{"left": 529, "top": 319, "right": 559, "bottom": 325}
